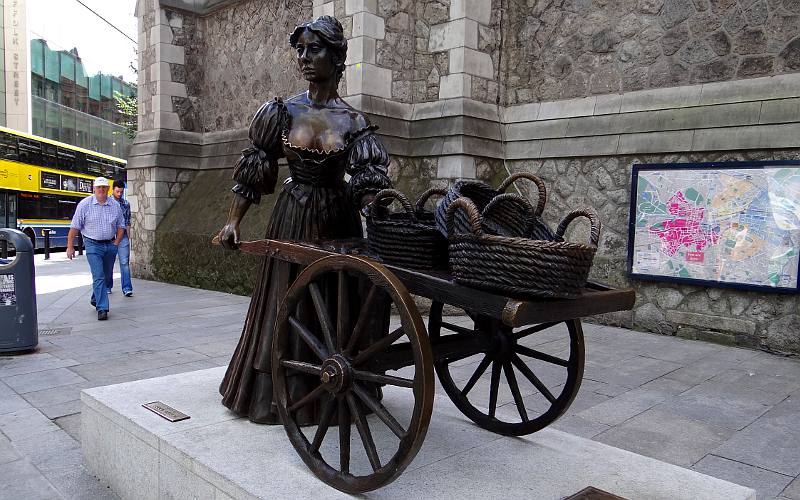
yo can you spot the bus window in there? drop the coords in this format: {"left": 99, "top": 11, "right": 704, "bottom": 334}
{"left": 86, "top": 157, "right": 103, "bottom": 176}
{"left": 57, "top": 147, "right": 76, "bottom": 171}
{"left": 0, "top": 192, "right": 17, "bottom": 229}
{"left": 17, "top": 193, "right": 42, "bottom": 219}
{"left": 0, "top": 132, "right": 19, "bottom": 161}
{"left": 41, "top": 195, "right": 58, "bottom": 218}
{"left": 42, "top": 143, "right": 58, "bottom": 168}
{"left": 101, "top": 160, "right": 115, "bottom": 178}
{"left": 57, "top": 197, "right": 78, "bottom": 220}
{"left": 18, "top": 139, "right": 43, "bottom": 167}
{"left": 0, "top": 192, "right": 6, "bottom": 228}
{"left": 73, "top": 151, "right": 87, "bottom": 174}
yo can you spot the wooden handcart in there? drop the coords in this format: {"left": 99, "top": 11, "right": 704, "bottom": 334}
{"left": 237, "top": 238, "right": 635, "bottom": 494}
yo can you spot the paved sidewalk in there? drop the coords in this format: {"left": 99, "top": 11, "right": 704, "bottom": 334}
{"left": 1, "top": 252, "right": 799, "bottom": 499}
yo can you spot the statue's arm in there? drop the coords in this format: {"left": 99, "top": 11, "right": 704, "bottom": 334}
{"left": 346, "top": 132, "right": 392, "bottom": 213}
{"left": 217, "top": 193, "right": 251, "bottom": 250}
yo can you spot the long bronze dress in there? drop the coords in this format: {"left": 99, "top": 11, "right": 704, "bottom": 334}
{"left": 219, "top": 94, "right": 392, "bottom": 424}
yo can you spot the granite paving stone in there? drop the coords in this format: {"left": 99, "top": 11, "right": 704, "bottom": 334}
{"left": 21, "top": 382, "right": 88, "bottom": 409}
{"left": 588, "top": 355, "right": 683, "bottom": 389}
{"left": 638, "top": 375, "right": 696, "bottom": 396}
{"left": 549, "top": 414, "right": 612, "bottom": 438}
{"left": 0, "top": 407, "right": 61, "bottom": 441}
{"left": 40, "top": 399, "right": 82, "bottom": 420}
{"left": 782, "top": 477, "right": 800, "bottom": 500}
{"left": 710, "top": 367, "right": 800, "bottom": 397}
{"left": 0, "top": 459, "right": 63, "bottom": 500}
{"left": 693, "top": 454, "right": 795, "bottom": 500}
{"left": 0, "top": 435, "right": 20, "bottom": 465}
{"left": 11, "top": 428, "right": 79, "bottom": 466}
{"left": 55, "top": 413, "right": 82, "bottom": 442}
{"left": 578, "top": 388, "right": 670, "bottom": 426}
{"left": 713, "top": 396, "right": 800, "bottom": 476}
{"left": 579, "top": 378, "right": 631, "bottom": 397}
{"left": 0, "top": 352, "right": 80, "bottom": 378}
{"left": 0, "top": 381, "right": 13, "bottom": 397}
{"left": 594, "top": 408, "right": 734, "bottom": 467}
{"left": 0, "top": 392, "right": 35, "bottom": 415}
{"left": 660, "top": 386, "right": 772, "bottom": 430}
{"left": 2, "top": 367, "right": 88, "bottom": 394}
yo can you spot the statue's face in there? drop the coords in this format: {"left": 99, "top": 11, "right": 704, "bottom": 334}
{"left": 295, "top": 29, "right": 336, "bottom": 83}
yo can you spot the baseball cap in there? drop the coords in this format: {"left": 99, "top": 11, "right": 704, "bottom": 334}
{"left": 93, "top": 177, "right": 109, "bottom": 187}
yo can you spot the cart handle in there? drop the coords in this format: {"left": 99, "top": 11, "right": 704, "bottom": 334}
{"left": 369, "top": 188, "right": 418, "bottom": 222}
{"left": 497, "top": 172, "right": 547, "bottom": 218}
{"left": 445, "top": 197, "right": 483, "bottom": 238}
{"left": 414, "top": 187, "right": 448, "bottom": 216}
{"left": 555, "top": 208, "right": 602, "bottom": 246}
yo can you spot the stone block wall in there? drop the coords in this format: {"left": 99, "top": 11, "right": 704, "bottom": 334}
{"left": 133, "top": 0, "right": 800, "bottom": 353}
{"left": 501, "top": 0, "right": 800, "bottom": 104}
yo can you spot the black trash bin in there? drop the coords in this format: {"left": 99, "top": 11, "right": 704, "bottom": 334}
{"left": 0, "top": 228, "right": 38, "bottom": 352}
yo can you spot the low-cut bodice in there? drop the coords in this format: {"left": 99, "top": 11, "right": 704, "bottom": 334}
{"left": 231, "top": 94, "right": 391, "bottom": 206}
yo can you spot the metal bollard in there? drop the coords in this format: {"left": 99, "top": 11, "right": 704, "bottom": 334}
{"left": 42, "top": 229, "right": 52, "bottom": 260}
{"left": 78, "top": 234, "right": 84, "bottom": 256}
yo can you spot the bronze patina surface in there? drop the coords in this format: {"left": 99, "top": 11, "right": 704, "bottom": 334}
{"left": 142, "top": 401, "right": 190, "bottom": 422}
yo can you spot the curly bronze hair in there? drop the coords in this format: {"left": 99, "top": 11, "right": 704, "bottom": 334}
{"left": 289, "top": 16, "right": 347, "bottom": 84}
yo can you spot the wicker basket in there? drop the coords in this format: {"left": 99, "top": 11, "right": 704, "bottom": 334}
{"left": 366, "top": 188, "right": 448, "bottom": 270}
{"left": 446, "top": 197, "right": 601, "bottom": 299}
{"left": 435, "top": 172, "right": 555, "bottom": 240}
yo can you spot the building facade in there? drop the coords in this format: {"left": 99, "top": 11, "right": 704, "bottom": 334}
{"left": 132, "top": 0, "right": 800, "bottom": 353}
{"left": 30, "top": 39, "right": 136, "bottom": 158}
{"left": 0, "top": 0, "right": 136, "bottom": 158}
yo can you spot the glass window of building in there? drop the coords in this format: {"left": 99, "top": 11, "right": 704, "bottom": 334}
{"left": 29, "top": 39, "right": 137, "bottom": 158}
{"left": 59, "top": 52, "right": 76, "bottom": 109}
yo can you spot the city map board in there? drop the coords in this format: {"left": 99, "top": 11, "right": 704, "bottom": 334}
{"left": 627, "top": 161, "right": 800, "bottom": 293}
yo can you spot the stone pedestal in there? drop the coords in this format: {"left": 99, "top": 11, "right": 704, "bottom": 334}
{"left": 81, "top": 367, "right": 755, "bottom": 500}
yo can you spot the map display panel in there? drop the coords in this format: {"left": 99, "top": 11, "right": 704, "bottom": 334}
{"left": 628, "top": 162, "right": 800, "bottom": 292}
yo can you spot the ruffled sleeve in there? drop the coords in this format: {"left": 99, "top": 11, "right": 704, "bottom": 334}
{"left": 231, "top": 99, "right": 286, "bottom": 204}
{"left": 346, "top": 130, "right": 392, "bottom": 207}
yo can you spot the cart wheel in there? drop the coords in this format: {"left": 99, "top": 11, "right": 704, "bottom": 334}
{"left": 273, "top": 255, "right": 434, "bottom": 494}
{"left": 429, "top": 302, "right": 584, "bottom": 436}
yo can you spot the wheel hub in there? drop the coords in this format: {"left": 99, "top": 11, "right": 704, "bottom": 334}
{"left": 320, "top": 354, "right": 352, "bottom": 394}
{"left": 488, "top": 327, "right": 516, "bottom": 360}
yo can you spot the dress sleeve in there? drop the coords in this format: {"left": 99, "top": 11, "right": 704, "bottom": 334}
{"left": 231, "top": 98, "right": 286, "bottom": 204}
{"left": 346, "top": 130, "right": 392, "bottom": 207}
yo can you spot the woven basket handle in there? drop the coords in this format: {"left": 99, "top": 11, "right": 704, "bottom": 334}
{"left": 555, "top": 209, "right": 601, "bottom": 246}
{"left": 481, "top": 193, "right": 536, "bottom": 235}
{"left": 497, "top": 172, "right": 547, "bottom": 217}
{"left": 370, "top": 189, "right": 417, "bottom": 222}
{"left": 414, "top": 187, "right": 448, "bottom": 215}
{"left": 445, "top": 197, "right": 483, "bottom": 238}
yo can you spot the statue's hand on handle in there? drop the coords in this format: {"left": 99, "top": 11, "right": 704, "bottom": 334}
{"left": 360, "top": 193, "right": 376, "bottom": 217}
{"left": 217, "top": 222, "right": 241, "bottom": 251}
{"left": 215, "top": 193, "right": 252, "bottom": 250}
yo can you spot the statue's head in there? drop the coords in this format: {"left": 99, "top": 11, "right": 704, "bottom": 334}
{"left": 289, "top": 16, "right": 347, "bottom": 84}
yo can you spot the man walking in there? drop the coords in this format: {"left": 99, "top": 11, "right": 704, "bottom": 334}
{"left": 66, "top": 177, "right": 125, "bottom": 320}
{"left": 109, "top": 180, "right": 133, "bottom": 297}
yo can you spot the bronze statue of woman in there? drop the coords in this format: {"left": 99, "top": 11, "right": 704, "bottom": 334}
{"left": 216, "top": 16, "right": 392, "bottom": 424}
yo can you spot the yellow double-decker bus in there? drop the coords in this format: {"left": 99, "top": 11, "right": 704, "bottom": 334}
{"left": 0, "top": 125, "right": 126, "bottom": 249}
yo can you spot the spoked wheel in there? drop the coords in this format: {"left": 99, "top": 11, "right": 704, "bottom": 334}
{"left": 429, "top": 302, "right": 584, "bottom": 436}
{"left": 273, "top": 255, "right": 434, "bottom": 494}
